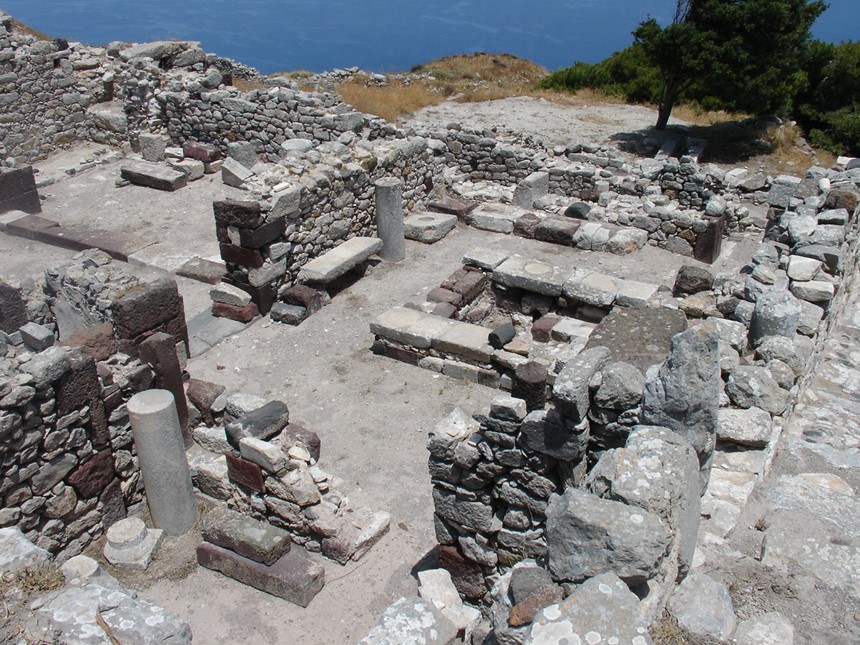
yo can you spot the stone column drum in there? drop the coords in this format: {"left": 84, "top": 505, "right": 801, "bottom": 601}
{"left": 128, "top": 389, "right": 198, "bottom": 535}
{"left": 374, "top": 177, "right": 406, "bottom": 262}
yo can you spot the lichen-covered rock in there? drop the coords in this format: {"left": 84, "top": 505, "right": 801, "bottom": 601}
{"left": 546, "top": 487, "right": 671, "bottom": 585}
{"left": 526, "top": 572, "right": 653, "bottom": 645}
{"left": 726, "top": 365, "right": 789, "bottom": 414}
{"left": 667, "top": 571, "right": 737, "bottom": 640}
{"left": 587, "top": 425, "right": 701, "bottom": 576}
{"left": 358, "top": 596, "right": 458, "bottom": 645}
{"left": 641, "top": 325, "right": 720, "bottom": 491}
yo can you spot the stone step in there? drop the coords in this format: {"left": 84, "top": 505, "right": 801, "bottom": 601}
{"left": 197, "top": 541, "right": 325, "bottom": 607}
{"left": 298, "top": 236, "right": 383, "bottom": 284}
{"left": 120, "top": 161, "right": 188, "bottom": 191}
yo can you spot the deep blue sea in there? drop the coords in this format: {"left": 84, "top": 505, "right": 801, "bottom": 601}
{"left": 1, "top": 1, "right": 856, "bottom": 74}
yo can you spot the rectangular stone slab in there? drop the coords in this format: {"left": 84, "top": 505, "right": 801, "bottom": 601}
{"left": 493, "top": 255, "right": 568, "bottom": 297}
{"left": 201, "top": 506, "right": 291, "bottom": 565}
{"left": 298, "top": 237, "right": 382, "bottom": 284}
{"left": 197, "top": 541, "right": 324, "bottom": 607}
{"left": 121, "top": 161, "right": 188, "bottom": 191}
{"left": 433, "top": 321, "right": 494, "bottom": 362}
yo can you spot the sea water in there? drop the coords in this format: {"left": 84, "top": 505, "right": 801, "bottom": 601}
{"left": 1, "top": 0, "right": 855, "bottom": 74}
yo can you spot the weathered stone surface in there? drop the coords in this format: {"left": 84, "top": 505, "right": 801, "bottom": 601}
{"left": 240, "top": 436, "right": 286, "bottom": 473}
{"left": 404, "top": 211, "right": 458, "bottom": 243}
{"left": 593, "top": 361, "right": 644, "bottom": 410}
{"left": 585, "top": 307, "right": 687, "bottom": 374}
{"left": 197, "top": 541, "right": 324, "bottom": 607}
{"left": 201, "top": 505, "right": 291, "bottom": 565}
{"left": 641, "top": 325, "right": 720, "bottom": 488}
{"left": 103, "top": 517, "right": 163, "bottom": 570}
{"left": 19, "top": 322, "right": 54, "bottom": 351}
{"left": 225, "top": 400, "right": 290, "bottom": 447}
{"left": 29, "top": 579, "right": 192, "bottom": 644}
{"left": 438, "top": 545, "right": 486, "bottom": 601}
{"left": 31, "top": 453, "right": 78, "bottom": 495}
{"left": 213, "top": 199, "right": 265, "bottom": 228}
{"left": 563, "top": 269, "right": 618, "bottom": 307}
{"left": 0, "top": 527, "right": 51, "bottom": 571}
{"left": 734, "top": 612, "right": 794, "bottom": 645}
{"left": 225, "top": 453, "right": 265, "bottom": 493}
{"left": 535, "top": 217, "right": 581, "bottom": 245}
{"left": 418, "top": 568, "right": 480, "bottom": 634}
{"left": 552, "top": 346, "right": 611, "bottom": 422}
{"left": 270, "top": 302, "right": 307, "bottom": 325}
{"left": 183, "top": 140, "right": 221, "bottom": 163}
{"left": 298, "top": 237, "right": 383, "bottom": 284}
{"left": 726, "top": 365, "right": 789, "bottom": 414}
{"left": 67, "top": 449, "right": 115, "bottom": 499}
{"left": 186, "top": 378, "right": 225, "bottom": 425}
{"left": 587, "top": 425, "right": 701, "bottom": 576}
{"left": 112, "top": 277, "right": 184, "bottom": 341}
{"left": 546, "top": 487, "right": 672, "bottom": 585}
{"left": 674, "top": 264, "right": 715, "bottom": 295}
{"left": 21, "top": 346, "right": 72, "bottom": 389}
{"left": 717, "top": 407, "right": 772, "bottom": 447}
{"left": 120, "top": 161, "right": 188, "bottom": 191}
{"left": 606, "top": 227, "right": 647, "bottom": 254}
{"left": 527, "top": 572, "right": 653, "bottom": 645}
{"left": 493, "top": 255, "right": 568, "bottom": 297}
{"left": 358, "top": 596, "right": 458, "bottom": 645}
{"left": 668, "top": 572, "right": 737, "bottom": 640}
{"left": 790, "top": 279, "right": 835, "bottom": 302}
{"left": 750, "top": 289, "right": 802, "bottom": 345}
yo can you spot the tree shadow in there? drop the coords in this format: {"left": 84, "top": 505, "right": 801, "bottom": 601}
{"left": 609, "top": 117, "right": 780, "bottom": 166}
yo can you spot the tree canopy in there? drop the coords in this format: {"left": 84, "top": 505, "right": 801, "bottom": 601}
{"left": 635, "top": 0, "right": 827, "bottom": 129}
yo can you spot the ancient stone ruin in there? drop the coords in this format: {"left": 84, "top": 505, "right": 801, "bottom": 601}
{"left": 1, "top": 9, "right": 860, "bottom": 645}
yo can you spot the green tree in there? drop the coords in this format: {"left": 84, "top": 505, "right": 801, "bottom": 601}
{"left": 635, "top": 0, "right": 827, "bottom": 130}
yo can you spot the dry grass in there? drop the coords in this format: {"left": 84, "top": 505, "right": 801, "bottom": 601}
{"left": 650, "top": 614, "right": 723, "bottom": 645}
{"left": 230, "top": 77, "right": 266, "bottom": 93}
{"left": 338, "top": 78, "right": 448, "bottom": 122}
{"left": 335, "top": 53, "right": 547, "bottom": 120}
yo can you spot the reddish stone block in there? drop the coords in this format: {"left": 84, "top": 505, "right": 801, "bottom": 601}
{"left": 450, "top": 270, "right": 487, "bottom": 302}
{"left": 213, "top": 199, "right": 265, "bottom": 228}
{"left": 531, "top": 315, "right": 561, "bottom": 343}
{"left": 112, "top": 278, "right": 184, "bottom": 341}
{"left": 212, "top": 301, "right": 260, "bottom": 323}
{"left": 281, "top": 423, "right": 321, "bottom": 462}
{"left": 441, "top": 268, "right": 470, "bottom": 291}
{"left": 226, "top": 452, "right": 265, "bottom": 493}
{"left": 99, "top": 478, "right": 127, "bottom": 529}
{"left": 508, "top": 585, "right": 565, "bottom": 627}
{"left": 61, "top": 323, "right": 117, "bottom": 361}
{"left": 224, "top": 278, "right": 274, "bottom": 315}
{"left": 281, "top": 284, "right": 324, "bottom": 315}
{"left": 0, "top": 278, "right": 28, "bottom": 333}
{"left": 68, "top": 449, "right": 115, "bottom": 498}
{"left": 219, "top": 243, "right": 264, "bottom": 268}
{"left": 139, "top": 332, "right": 190, "bottom": 445}
{"left": 439, "top": 545, "right": 486, "bottom": 601}
{"left": 535, "top": 218, "right": 581, "bottom": 245}
{"left": 238, "top": 217, "right": 286, "bottom": 249}
{"left": 196, "top": 541, "right": 324, "bottom": 607}
{"left": 187, "top": 378, "right": 226, "bottom": 425}
{"left": 55, "top": 350, "right": 109, "bottom": 448}
{"left": 513, "top": 213, "right": 541, "bottom": 238}
{"left": 427, "top": 287, "right": 463, "bottom": 306}
{"left": 383, "top": 343, "right": 421, "bottom": 366}
{"left": 183, "top": 141, "right": 221, "bottom": 163}
{"left": 0, "top": 166, "right": 41, "bottom": 214}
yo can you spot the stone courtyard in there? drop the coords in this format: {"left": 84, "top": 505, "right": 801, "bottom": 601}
{"left": 1, "top": 11, "right": 860, "bottom": 645}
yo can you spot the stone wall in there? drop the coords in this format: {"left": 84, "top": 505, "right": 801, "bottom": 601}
{"left": 211, "top": 137, "right": 445, "bottom": 313}
{"left": 425, "top": 169, "right": 860, "bottom": 618}
{"left": 0, "top": 280, "right": 153, "bottom": 558}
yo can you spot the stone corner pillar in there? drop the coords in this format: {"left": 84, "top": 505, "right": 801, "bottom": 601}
{"left": 374, "top": 177, "right": 405, "bottom": 262}
{"left": 128, "top": 389, "right": 197, "bottom": 535}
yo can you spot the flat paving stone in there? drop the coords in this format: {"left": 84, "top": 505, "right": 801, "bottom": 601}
{"left": 404, "top": 211, "right": 457, "bottom": 243}
{"left": 493, "top": 255, "right": 568, "bottom": 297}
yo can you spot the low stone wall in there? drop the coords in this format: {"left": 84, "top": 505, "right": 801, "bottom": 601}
{"left": 185, "top": 384, "right": 390, "bottom": 564}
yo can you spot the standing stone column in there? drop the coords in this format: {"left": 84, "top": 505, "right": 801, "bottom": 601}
{"left": 128, "top": 390, "right": 197, "bottom": 535}
{"left": 374, "top": 177, "right": 405, "bottom": 262}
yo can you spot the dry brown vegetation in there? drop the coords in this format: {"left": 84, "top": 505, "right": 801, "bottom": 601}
{"left": 338, "top": 80, "right": 448, "bottom": 123}
{"left": 10, "top": 19, "right": 51, "bottom": 41}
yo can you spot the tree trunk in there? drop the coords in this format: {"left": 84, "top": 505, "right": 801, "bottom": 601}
{"left": 656, "top": 77, "right": 681, "bottom": 130}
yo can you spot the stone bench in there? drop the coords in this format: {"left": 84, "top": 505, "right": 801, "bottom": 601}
{"left": 298, "top": 237, "right": 383, "bottom": 285}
